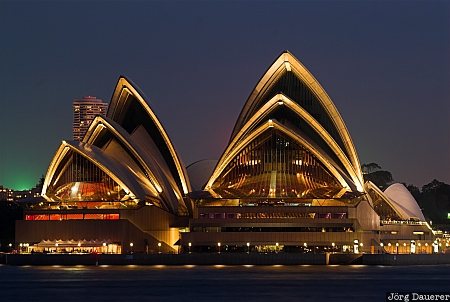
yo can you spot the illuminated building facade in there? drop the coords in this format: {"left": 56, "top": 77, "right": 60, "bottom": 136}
{"left": 181, "top": 51, "right": 436, "bottom": 254}
{"left": 0, "top": 186, "right": 41, "bottom": 202}
{"left": 16, "top": 52, "right": 438, "bottom": 255}
{"left": 0, "top": 186, "right": 14, "bottom": 201}
{"left": 73, "top": 96, "right": 108, "bottom": 141}
{"left": 17, "top": 77, "right": 190, "bottom": 254}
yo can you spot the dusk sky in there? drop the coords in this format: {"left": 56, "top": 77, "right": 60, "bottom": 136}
{"left": 0, "top": 0, "right": 448, "bottom": 190}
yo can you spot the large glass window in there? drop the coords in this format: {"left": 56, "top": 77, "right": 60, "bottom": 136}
{"left": 211, "top": 128, "right": 342, "bottom": 198}
{"left": 47, "top": 152, "right": 129, "bottom": 203}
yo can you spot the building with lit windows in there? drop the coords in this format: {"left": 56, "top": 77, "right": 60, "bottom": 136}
{"left": 0, "top": 186, "right": 13, "bottom": 201}
{"left": 180, "top": 51, "right": 436, "bottom": 254}
{"left": 0, "top": 186, "right": 40, "bottom": 202}
{"left": 73, "top": 96, "right": 108, "bottom": 141}
{"left": 16, "top": 52, "right": 438, "bottom": 255}
{"left": 17, "top": 78, "right": 190, "bottom": 254}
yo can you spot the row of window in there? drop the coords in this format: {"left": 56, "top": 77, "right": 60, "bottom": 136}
{"left": 191, "top": 226, "right": 354, "bottom": 232}
{"left": 198, "top": 212, "right": 347, "bottom": 219}
{"left": 25, "top": 214, "right": 120, "bottom": 221}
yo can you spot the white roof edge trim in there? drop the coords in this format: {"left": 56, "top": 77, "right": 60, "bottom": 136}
{"left": 41, "top": 143, "right": 70, "bottom": 200}
{"left": 232, "top": 52, "right": 363, "bottom": 187}
{"left": 384, "top": 183, "right": 426, "bottom": 221}
{"left": 108, "top": 77, "right": 191, "bottom": 194}
{"left": 42, "top": 141, "right": 140, "bottom": 201}
{"left": 205, "top": 119, "right": 349, "bottom": 190}
{"left": 222, "top": 93, "right": 362, "bottom": 191}
{"left": 83, "top": 115, "right": 163, "bottom": 194}
{"left": 365, "top": 181, "right": 410, "bottom": 220}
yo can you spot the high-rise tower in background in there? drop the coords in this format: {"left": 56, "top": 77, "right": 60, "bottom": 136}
{"left": 17, "top": 52, "right": 435, "bottom": 255}
{"left": 73, "top": 96, "right": 108, "bottom": 141}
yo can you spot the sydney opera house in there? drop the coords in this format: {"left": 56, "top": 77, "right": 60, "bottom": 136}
{"left": 16, "top": 51, "right": 436, "bottom": 254}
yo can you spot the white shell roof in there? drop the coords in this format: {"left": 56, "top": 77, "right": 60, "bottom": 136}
{"left": 384, "top": 183, "right": 425, "bottom": 221}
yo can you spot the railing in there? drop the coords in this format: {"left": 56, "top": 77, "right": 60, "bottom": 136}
{"left": 380, "top": 220, "right": 427, "bottom": 226}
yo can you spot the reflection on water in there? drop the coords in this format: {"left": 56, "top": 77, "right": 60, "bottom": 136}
{"left": 0, "top": 265, "right": 449, "bottom": 302}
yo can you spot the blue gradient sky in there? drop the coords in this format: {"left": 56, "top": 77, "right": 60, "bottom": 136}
{"left": 0, "top": 0, "right": 449, "bottom": 190}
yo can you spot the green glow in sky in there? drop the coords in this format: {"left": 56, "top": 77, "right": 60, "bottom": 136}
{"left": 2, "top": 177, "right": 36, "bottom": 191}
{"left": 0, "top": 169, "right": 40, "bottom": 190}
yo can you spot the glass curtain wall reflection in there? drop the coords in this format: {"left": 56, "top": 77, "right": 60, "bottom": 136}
{"left": 46, "top": 152, "right": 128, "bottom": 202}
{"left": 211, "top": 129, "right": 342, "bottom": 199}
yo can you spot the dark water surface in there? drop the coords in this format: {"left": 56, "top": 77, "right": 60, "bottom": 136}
{"left": 1, "top": 264, "right": 449, "bottom": 301}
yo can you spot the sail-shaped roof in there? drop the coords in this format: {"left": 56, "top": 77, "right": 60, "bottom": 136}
{"left": 384, "top": 183, "right": 426, "bottom": 221}
{"left": 108, "top": 76, "right": 191, "bottom": 196}
{"left": 230, "top": 51, "right": 363, "bottom": 191}
{"left": 207, "top": 120, "right": 349, "bottom": 199}
{"left": 41, "top": 76, "right": 192, "bottom": 215}
{"left": 206, "top": 51, "right": 364, "bottom": 197}
{"left": 365, "top": 182, "right": 425, "bottom": 221}
{"left": 41, "top": 140, "right": 142, "bottom": 203}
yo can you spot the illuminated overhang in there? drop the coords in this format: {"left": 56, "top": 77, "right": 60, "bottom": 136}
{"left": 225, "top": 93, "right": 363, "bottom": 191}
{"left": 41, "top": 141, "right": 140, "bottom": 202}
{"left": 41, "top": 143, "right": 69, "bottom": 199}
{"left": 83, "top": 115, "right": 163, "bottom": 195}
{"left": 205, "top": 119, "right": 350, "bottom": 191}
{"left": 231, "top": 51, "right": 363, "bottom": 187}
{"left": 107, "top": 76, "right": 191, "bottom": 195}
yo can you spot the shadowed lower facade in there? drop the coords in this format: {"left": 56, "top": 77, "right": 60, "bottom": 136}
{"left": 16, "top": 52, "right": 439, "bottom": 255}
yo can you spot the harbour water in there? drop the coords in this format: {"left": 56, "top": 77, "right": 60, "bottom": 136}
{"left": 1, "top": 264, "right": 449, "bottom": 301}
